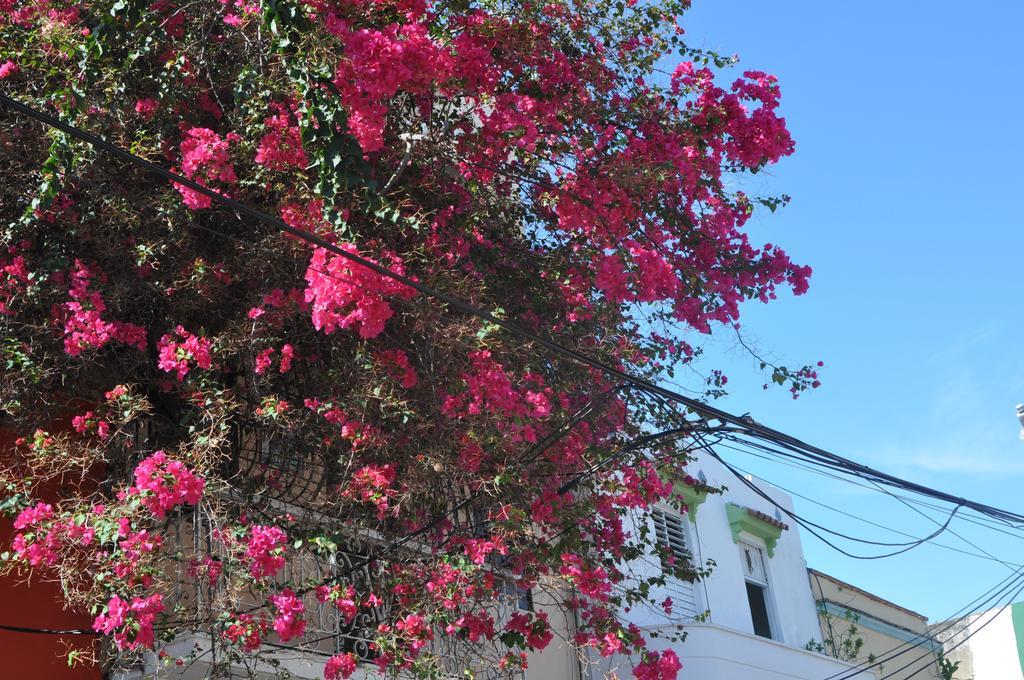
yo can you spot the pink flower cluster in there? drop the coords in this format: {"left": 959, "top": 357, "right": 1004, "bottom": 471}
{"left": 504, "top": 611, "right": 553, "bottom": 650}
{"left": 218, "top": 0, "right": 259, "bottom": 26}
{"left": 134, "top": 97, "right": 159, "bottom": 120}
{"left": 114, "top": 529, "right": 163, "bottom": 581}
{"left": 268, "top": 588, "right": 306, "bottom": 641}
{"left": 324, "top": 652, "right": 359, "bottom": 680}
{"left": 0, "top": 241, "right": 30, "bottom": 315}
{"left": 186, "top": 554, "right": 224, "bottom": 588}
{"left": 633, "top": 649, "right": 682, "bottom": 680}
{"left": 11, "top": 502, "right": 60, "bottom": 567}
{"left": 330, "top": 22, "right": 452, "bottom": 152}
{"left": 245, "top": 524, "right": 288, "bottom": 578}
{"left": 223, "top": 613, "right": 269, "bottom": 652}
{"left": 559, "top": 553, "right": 612, "bottom": 603}
{"left": 374, "top": 349, "right": 418, "bottom": 388}
{"left": 442, "top": 351, "right": 553, "bottom": 430}
{"left": 304, "top": 399, "right": 381, "bottom": 450}
{"left": 616, "top": 462, "right": 674, "bottom": 508}
{"left": 57, "top": 260, "right": 147, "bottom": 356}
{"left": 255, "top": 106, "right": 308, "bottom": 171}
{"left": 254, "top": 343, "right": 295, "bottom": 374}
{"left": 0, "top": 59, "right": 18, "bottom": 80}
{"left": 173, "top": 127, "right": 238, "bottom": 210}
{"left": 157, "top": 325, "right": 213, "bottom": 380}
{"left": 92, "top": 593, "right": 165, "bottom": 650}
{"left": 393, "top": 612, "right": 433, "bottom": 653}
{"left": 343, "top": 464, "right": 398, "bottom": 518}
{"left": 129, "top": 451, "right": 206, "bottom": 518}
{"left": 450, "top": 610, "right": 495, "bottom": 642}
{"left": 316, "top": 584, "right": 359, "bottom": 623}
{"left": 72, "top": 411, "right": 111, "bottom": 440}
{"left": 304, "top": 245, "right": 416, "bottom": 339}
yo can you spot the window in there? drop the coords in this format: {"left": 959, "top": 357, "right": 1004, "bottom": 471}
{"left": 739, "top": 541, "right": 774, "bottom": 639}
{"left": 259, "top": 434, "right": 304, "bottom": 473}
{"left": 650, "top": 508, "right": 701, "bottom": 619}
{"left": 652, "top": 508, "right": 689, "bottom": 571}
{"left": 501, "top": 578, "right": 534, "bottom": 612}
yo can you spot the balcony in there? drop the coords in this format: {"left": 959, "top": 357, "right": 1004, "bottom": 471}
{"left": 643, "top": 622, "right": 877, "bottom": 680}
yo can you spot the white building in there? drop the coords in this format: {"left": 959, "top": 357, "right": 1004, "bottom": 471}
{"left": 610, "top": 449, "right": 876, "bottom": 680}
{"left": 931, "top": 601, "right": 1024, "bottom": 680}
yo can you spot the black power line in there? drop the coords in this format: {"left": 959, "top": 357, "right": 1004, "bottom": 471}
{"left": 4, "top": 92, "right": 1024, "bottom": 535}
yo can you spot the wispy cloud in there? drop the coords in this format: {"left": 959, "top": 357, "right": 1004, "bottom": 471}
{"left": 858, "top": 324, "right": 1024, "bottom": 478}
{"left": 929, "top": 322, "right": 1003, "bottom": 362}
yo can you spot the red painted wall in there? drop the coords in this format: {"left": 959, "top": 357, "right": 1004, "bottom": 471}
{"left": 0, "top": 429, "right": 103, "bottom": 679}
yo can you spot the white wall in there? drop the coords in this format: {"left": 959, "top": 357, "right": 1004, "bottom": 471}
{"left": 935, "top": 607, "right": 1024, "bottom": 680}
{"left": 659, "top": 623, "right": 875, "bottom": 680}
{"left": 617, "top": 449, "right": 866, "bottom": 678}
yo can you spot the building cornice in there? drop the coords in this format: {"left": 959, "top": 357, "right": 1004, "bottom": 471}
{"left": 818, "top": 600, "right": 943, "bottom": 655}
{"left": 726, "top": 503, "right": 788, "bottom": 557}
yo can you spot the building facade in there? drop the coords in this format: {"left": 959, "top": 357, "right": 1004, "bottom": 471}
{"left": 809, "top": 569, "right": 942, "bottom": 680}
{"left": 607, "top": 449, "right": 875, "bottom": 680}
{"left": 932, "top": 601, "right": 1024, "bottom": 680}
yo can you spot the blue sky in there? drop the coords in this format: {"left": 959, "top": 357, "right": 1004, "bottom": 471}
{"left": 678, "top": 0, "right": 1024, "bottom": 622}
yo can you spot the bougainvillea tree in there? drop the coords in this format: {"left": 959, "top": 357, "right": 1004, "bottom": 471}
{"left": 0, "top": 0, "right": 820, "bottom": 676}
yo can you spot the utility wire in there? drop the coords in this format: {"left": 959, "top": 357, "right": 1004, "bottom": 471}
{"left": 850, "top": 573, "right": 1024, "bottom": 680}
{"left": 8, "top": 94, "right": 1024, "bottom": 655}
{"left": 717, "top": 435, "right": 1024, "bottom": 565}
{"left": 709, "top": 435, "right": 1024, "bottom": 680}
{"left": 703, "top": 443, "right": 963, "bottom": 560}
{"left": 6, "top": 93, "right": 1024, "bottom": 534}
{"left": 727, "top": 462, "right": 1023, "bottom": 568}
{"left": 879, "top": 585, "right": 1024, "bottom": 680}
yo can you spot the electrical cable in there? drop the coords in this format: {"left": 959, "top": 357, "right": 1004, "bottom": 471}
{"left": 854, "top": 573, "right": 1024, "bottom": 680}
{"left": 726, "top": 461, "right": 1022, "bottom": 568}
{"left": 703, "top": 443, "right": 963, "bottom": 560}
{"left": 715, "top": 438, "right": 1024, "bottom": 543}
{"left": 701, "top": 429, "right": 1024, "bottom": 680}
{"left": 8, "top": 94, "right": 1024, "bottom": 668}
{"left": 7, "top": 93, "right": 1024, "bottom": 535}
{"left": 815, "top": 546, "right": 1024, "bottom": 680}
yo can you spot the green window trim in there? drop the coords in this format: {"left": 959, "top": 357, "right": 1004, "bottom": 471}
{"left": 677, "top": 484, "right": 708, "bottom": 522}
{"left": 726, "top": 503, "right": 785, "bottom": 557}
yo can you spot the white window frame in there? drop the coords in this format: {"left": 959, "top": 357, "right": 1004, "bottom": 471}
{"left": 738, "top": 538, "right": 782, "bottom": 642}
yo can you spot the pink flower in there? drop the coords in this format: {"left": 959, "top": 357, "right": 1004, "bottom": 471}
{"left": 173, "top": 127, "right": 237, "bottom": 210}
{"left": 255, "top": 107, "right": 308, "bottom": 171}
{"left": 14, "top": 502, "right": 54, "bottom": 530}
{"left": 254, "top": 347, "right": 275, "bottom": 374}
{"left": 504, "top": 611, "right": 552, "bottom": 651}
{"left": 324, "top": 652, "right": 358, "bottom": 680}
{"left": 57, "top": 260, "right": 147, "bottom": 356}
{"left": 269, "top": 588, "right": 306, "bottom": 642}
{"left": 316, "top": 584, "right": 358, "bottom": 623}
{"left": 134, "top": 98, "right": 159, "bottom": 120}
{"left": 93, "top": 594, "right": 165, "bottom": 650}
{"left": 245, "top": 524, "right": 287, "bottom": 578}
{"left": 0, "top": 60, "right": 19, "bottom": 79}
{"left": 279, "top": 343, "right": 295, "bottom": 372}
{"left": 375, "top": 349, "right": 418, "bottom": 388}
{"left": 633, "top": 650, "right": 682, "bottom": 680}
{"left": 156, "top": 325, "right": 212, "bottom": 380}
{"left": 559, "top": 553, "right": 612, "bottom": 602}
{"left": 129, "top": 451, "right": 205, "bottom": 518}
{"left": 223, "top": 613, "right": 268, "bottom": 652}
{"left": 330, "top": 23, "right": 452, "bottom": 152}
{"left": 304, "top": 245, "right": 416, "bottom": 339}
